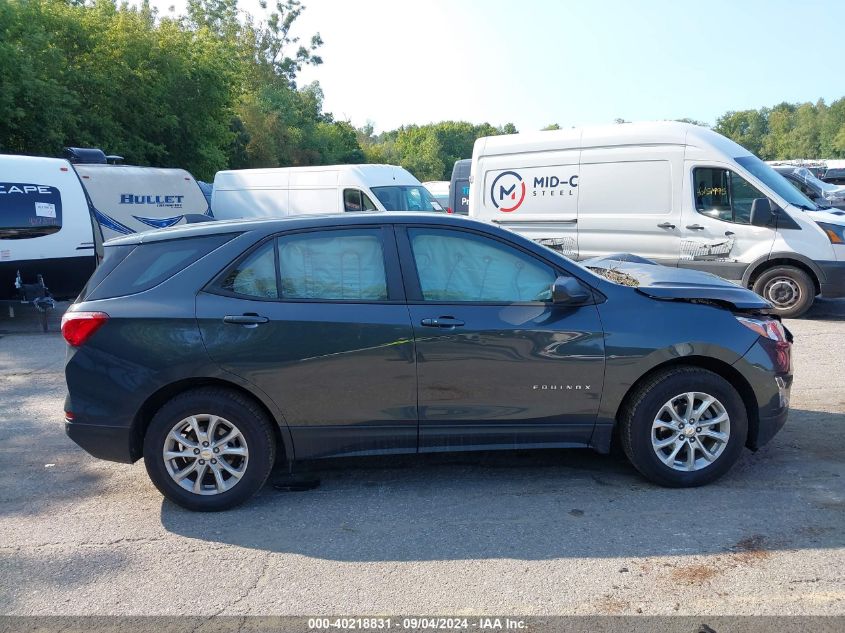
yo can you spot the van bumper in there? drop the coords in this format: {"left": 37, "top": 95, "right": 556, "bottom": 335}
{"left": 818, "top": 260, "right": 845, "bottom": 298}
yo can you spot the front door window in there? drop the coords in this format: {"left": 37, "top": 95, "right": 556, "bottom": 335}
{"left": 694, "top": 168, "right": 766, "bottom": 224}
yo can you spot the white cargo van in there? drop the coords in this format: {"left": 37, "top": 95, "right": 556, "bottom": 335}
{"left": 0, "top": 153, "right": 211, "bottom": 299}
{"left": 211, "top": 164, "right": 442, "bottom": 219}
{"left": 469, "top": 121, "right": 845, "bottom": 317}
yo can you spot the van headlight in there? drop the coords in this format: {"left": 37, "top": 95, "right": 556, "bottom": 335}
{"left": 816, "top": 222, "right": 845, "bottom": 244}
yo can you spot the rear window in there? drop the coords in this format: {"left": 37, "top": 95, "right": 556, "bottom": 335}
{"left": 84, "top": 234, "right": 235, "bottom": 301}
{"left": 0, "top": 182, "right": 62, "bottom": 239}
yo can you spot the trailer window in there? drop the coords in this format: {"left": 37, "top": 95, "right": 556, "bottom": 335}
{"left": 0, "top": 183, "right": 62, "bottom": 239}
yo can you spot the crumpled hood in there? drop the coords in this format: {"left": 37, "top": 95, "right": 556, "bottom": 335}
{"left": 582, "top": 254, "right": 771, "bottom": 311}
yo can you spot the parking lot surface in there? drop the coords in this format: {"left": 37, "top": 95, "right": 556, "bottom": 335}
{"left": 0, "top": 301, "right": 843, "bottom": 616}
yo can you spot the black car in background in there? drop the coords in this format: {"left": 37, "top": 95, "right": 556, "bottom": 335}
{"left": 62, "top": 213, "right": 793, "bottom": 510}
{"left": 448, "top": 159, "right": 471, "bottom": 215}
{"left": 773, "top": 165, "right": 845, "bottom": 210}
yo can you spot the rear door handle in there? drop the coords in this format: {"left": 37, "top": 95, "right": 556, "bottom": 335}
{"left": 223, "top": 314, "right": 269, "bottom": 327}
{"left": 686, "top": 224, "right": 705, "bottom": 230}
{"left": 421, "top": 316, "right": 465, "bottom": 328}
{"left": 657, "top": 222, "right": 676, "bottom": 229}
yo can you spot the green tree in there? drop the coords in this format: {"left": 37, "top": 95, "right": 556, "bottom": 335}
{"left": 714, "top": 109, "right": 769, "bottom": 157}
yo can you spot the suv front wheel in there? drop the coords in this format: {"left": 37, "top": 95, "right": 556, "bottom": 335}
{"left": 620, "top": 367, "right": 748, "bottom": 487}
{"left": 143, "top": 387, "right": 276, "bottom": 511}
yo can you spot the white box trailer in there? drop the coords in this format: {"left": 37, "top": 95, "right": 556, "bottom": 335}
{"left": 211, "top": 164, "right": 443, "bottom": 219}
{"left": 0, "top": 154, "right": 211, "bottom": 299}
{"left": 469, "top": 121, "right": 845, "bottom": 317}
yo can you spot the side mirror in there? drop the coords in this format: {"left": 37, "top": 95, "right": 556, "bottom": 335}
{"left": 551, "top": 276, "right": 590, "bottom": 305}
{"left": 750, "top": 198, "right": 776, "bottom": 227}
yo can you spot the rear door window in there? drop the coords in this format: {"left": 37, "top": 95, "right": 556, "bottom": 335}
{"left": 0, "top": 182, "right": 62, "bottom": 239}
{"left": 218, "top": 240, "right": 278, "bottom": 299}
{"left": 277, "top": 229, "right": 388, "bottom": 300}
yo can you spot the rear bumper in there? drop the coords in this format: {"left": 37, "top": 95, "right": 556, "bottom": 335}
{"left": 65, "top": 420, "right": 134, "bottom": 463}
{"left": 818, "top": 260, "right": 845, "bottom": 298}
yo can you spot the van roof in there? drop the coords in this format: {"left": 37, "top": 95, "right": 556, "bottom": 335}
{"left": 473, "top": 121, "right": 752, "bottom": 159}
{"left": 213, "top": 164, "right": 421, "bottom": 190}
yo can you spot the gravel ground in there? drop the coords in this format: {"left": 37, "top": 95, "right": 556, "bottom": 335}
{"left": 0, "top": 300, "right": 843, "bottom": 617}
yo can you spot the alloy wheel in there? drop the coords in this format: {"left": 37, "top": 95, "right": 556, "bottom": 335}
{"left": 651, "top": 392, "right": 730, "bottom": 472}
{"left": 162, "top": 414, "right": 249, "bottom": 495}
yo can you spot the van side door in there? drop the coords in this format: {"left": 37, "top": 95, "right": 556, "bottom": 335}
{"left": 680, "top": 163, "right": 776, "bottom": 281}
{"left": 576, "top": 146, "right": 683, "bottom": 265}
{"left": 474, "top": 152, "right": 581, "bottom": 259}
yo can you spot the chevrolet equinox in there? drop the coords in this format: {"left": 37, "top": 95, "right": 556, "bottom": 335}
{"left": 62, "top": 213, "right": 793, "bottom": 510}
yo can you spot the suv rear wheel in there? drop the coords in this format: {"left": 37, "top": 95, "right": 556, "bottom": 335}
{"left": 620, "top": 367, "right": 747, "bottom": 487}
{"left": 143, "top": 388, "right": 276, "bottom": 511}
{"left": 752, "top": 265, "right": 815, "bottom": 318}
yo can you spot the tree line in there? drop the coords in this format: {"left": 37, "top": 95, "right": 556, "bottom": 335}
{"left": 2, "top": 1, "right": 845, "bottom": 184}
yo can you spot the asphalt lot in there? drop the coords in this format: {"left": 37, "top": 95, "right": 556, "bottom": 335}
{"left": 0, "top": 300, "right": 843, "bottom": 617}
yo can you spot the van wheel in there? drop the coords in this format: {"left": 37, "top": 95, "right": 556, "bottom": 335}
{"left": 752, "top": 266, "right": 815, "bottom": 318}
{"left": 143, "top": 388, "right": 275, "bottom": 511}
{"left": 620, "top": 367, "right": 747, "bottom": 487}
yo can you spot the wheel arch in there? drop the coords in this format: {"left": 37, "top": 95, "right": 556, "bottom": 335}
{"left": 613, "top": 356, "right": 759, "bottom": 450}
{"left": 743, "top": 253, "right": 822, "bottom": 296}
{"left": 130, "top": 377, "right": 292, "bottom": 464}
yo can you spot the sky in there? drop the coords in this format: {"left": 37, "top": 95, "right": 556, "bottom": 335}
{"left": 142, "top": 0, "right": 845, "bottom": 133}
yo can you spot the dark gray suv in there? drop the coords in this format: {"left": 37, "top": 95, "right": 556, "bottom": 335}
{"left": 62, "top": 213, "right": 793, "bottom": 510}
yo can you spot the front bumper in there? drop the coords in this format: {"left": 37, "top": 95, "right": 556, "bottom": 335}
{"left": 818, "top": 260, "right": 845, "bottom": 298}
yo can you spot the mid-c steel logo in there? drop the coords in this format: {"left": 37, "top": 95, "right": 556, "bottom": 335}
{"left": 490, "top": 170, "right": 526, "bottom": 212}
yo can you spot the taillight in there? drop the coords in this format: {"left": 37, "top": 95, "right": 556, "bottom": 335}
{"left": 736, "top": 316, "right": 791, "bottom": 372}
{"left": 61, "top": 311, "right": 109, "bottom": 346}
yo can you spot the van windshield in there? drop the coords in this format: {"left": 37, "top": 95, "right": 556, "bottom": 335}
{"left": 370, "top": 186, "right": 442, "bottom": 211}
{"left": 735, "top": 155, "right": 819, "bottom": 211}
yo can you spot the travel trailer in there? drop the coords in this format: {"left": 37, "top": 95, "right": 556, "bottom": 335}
{"left": 469, "top": 121, "right": 845, "bottom": 317}
{"left": 211, "top": 164, "right": 443, "bottom": 219}
{"left": 0, "top": 151, "right": 211, "bottom": 300}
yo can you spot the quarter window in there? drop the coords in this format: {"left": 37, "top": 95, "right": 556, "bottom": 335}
{"left": 408, "top": 228, "right": 555, "bottom": 302}
{"left": 277, "top": 229, "right": 388, "bottom": 300}
{"left": 694, "top": 167, "right": 766, "bottom": 224}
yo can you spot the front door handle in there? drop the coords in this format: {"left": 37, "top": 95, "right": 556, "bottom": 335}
{"left": 223, "top": 314, "right": 269, "bottom": 327}
{"left": 421, "top": 316, "right": 465, "bottom": 328}
{"left": 686, "top": 224, "right": 705, "bottom": 230}
{"left": 657, "top": 222, "right": 676, "bottom": 229}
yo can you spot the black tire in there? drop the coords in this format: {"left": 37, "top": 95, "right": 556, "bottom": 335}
{"left": 620, "top": 367, "right": 747, "bottom": 487}
{"left": 143, "top": 387, "right": 276, "bottom": 511}
{"left": 752, "top": 265, "right": 815, "bottom": 318}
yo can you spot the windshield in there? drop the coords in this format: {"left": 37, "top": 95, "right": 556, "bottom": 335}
{"left": 735, "top": 155, "right": 819, "bottom": 210}
{"left": 370, "top": 186, "right": 442, "bottom": 211}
